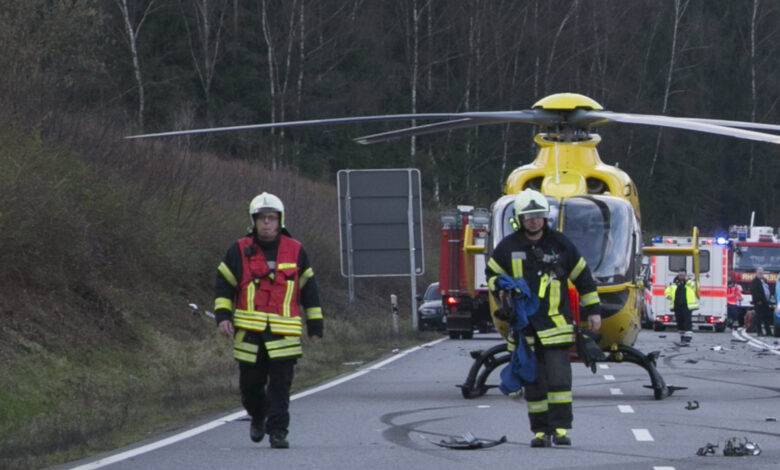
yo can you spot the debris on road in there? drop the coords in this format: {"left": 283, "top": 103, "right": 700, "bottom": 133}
{"left": 696, "top": 442, "right": 718, "bottom": 456}
{"left": 696, "top": 436, "right": 762, "bottom": 457}
{"left": 685, "top": 400, "right": 699, "bottom": 410}
{"left": 723, "top": 436, "right": 761, "bottom": 456}
{"left": 432, "top": 432, "right": 507, "bottom": 449}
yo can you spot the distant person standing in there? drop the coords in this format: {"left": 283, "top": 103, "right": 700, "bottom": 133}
{"left": 214, "top": 192, "right": 324, "bottom": 448}
{"left": 749, "top": 267, "right": 772, "bottom": 336}
{"left": 726, "top": 281, "right": 743, "bottom": 329}
{"left": 665, "top": 269, "right": 698, "bottom": 345}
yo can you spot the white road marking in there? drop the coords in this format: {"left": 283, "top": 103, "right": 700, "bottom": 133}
{"left": 653, "top": 467, "right": 675, "bottom": 470}
{"left": 632, "top": 428, "right": 654, "bottom": 441}
{"left": 67, "top": 337, "right": 449, "bottom": 469}
{"left": 618, "top": 405, "right": 634, "bottom": 413}
{"left": 603, "top": 374, "right": 615, "bottom": 381}
{"left": 610, "top": 388, "right": 623, "bottom": 395}
{"left": 598, "top": 363, "right": 609, "bottom": 369}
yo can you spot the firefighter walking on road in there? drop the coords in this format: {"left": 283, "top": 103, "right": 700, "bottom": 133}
{"left": 665, "top": 269, "right": 698, "bottom": 345}
{"left": 485, "top": 189, "right": 601, "bottom": 448}
{"left": 214, "top": 192, "right": 324, "bottom": 449}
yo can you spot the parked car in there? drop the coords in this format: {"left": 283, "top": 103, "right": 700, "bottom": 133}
{"left": 417, "top": 282, "right": 445, "bottom": 331}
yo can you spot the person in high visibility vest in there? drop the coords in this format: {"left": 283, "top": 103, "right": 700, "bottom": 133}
{"left": 726, "top": 281, "right": 743, "bottom": 329}
{"left": 664, "top": 269, "right": 698, "bottom": 345}
{"left": 214, "top": 192, "right": 324, "bottom": 449}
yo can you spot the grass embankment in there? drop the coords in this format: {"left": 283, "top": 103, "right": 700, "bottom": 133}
{"left": 0, "top": 120, "right": 441, "bottom": 469}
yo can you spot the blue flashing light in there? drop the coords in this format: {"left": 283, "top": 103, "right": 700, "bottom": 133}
{"left": 651, "top": 236, "right": 662, "bottom": 243}
{"left": 715, "top": 235, "right": 728, "bottom": 245}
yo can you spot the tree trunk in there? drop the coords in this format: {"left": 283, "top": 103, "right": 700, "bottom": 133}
{"left": 260, "top": 0, "right": 277, "bottom": 169}
{"left": 748, "top": 0, "right": 759, "bottom": 179}
{"left": 181, "top": 0, "right": 227, "bottom": 125}
{"left": 116, "top": 0, "right": 156, "bottom": 131}
{"left": 649, "top": 0, "right": 688, "bottom": 179}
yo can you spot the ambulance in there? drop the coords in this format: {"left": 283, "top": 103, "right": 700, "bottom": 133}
{"left": 648, "top": 236, "right": 728, "bottom": 332}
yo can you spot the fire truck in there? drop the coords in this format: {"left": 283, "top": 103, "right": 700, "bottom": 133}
{"left": 438, "top": 206, "right": 493, "bottom": 339}
{"left": 648, "top": 236, "right": 728, "bottom": 332}
{"left": 726, "top": 224, "right": 780, "bottom": 329}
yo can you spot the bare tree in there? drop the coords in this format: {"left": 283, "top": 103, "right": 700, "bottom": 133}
{"left": 180, "top": 0, "right": 228, "bottom": 124}
{"left": 648, "top": 0, "right": 689, "bottom": 179}
{"left": 114, "top": 0, "right": 158, "bottom": 131}
{"left": 747, "top": 0, "right": 759, "bottom": 179}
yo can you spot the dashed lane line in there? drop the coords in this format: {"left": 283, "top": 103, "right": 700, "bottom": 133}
{"left": 632, "top": 428, "right": 654, "bottom": 441}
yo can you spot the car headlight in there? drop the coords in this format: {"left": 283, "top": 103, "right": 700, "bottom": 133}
{"left": 420, "top": 308, "right": 437, "bottom": 316}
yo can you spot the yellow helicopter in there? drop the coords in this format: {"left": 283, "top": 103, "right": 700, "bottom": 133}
{"left": 128, "top": 92, "right": 780, "bottom": 399}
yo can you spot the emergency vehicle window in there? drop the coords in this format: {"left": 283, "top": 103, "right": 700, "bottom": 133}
{"left": 668, "top": 252, "right": 710, "bottom": 273}
{"left": 668, "top": 255, "right": 686, "bottom": 272}
{"left": 735, "top": 246, "right": 780, "bottom": 271}
{"left": 560, "top": 196, "right": 634, "bottom": 282}
{"left": 699, "top": 251, "right": 710, "bottom": 273}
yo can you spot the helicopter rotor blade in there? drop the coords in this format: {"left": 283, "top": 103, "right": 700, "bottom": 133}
{"left": 124, "top": 113, "right": 468, "bottom": 139}
{"left": 685, "top": 118, "right": 780, "bottom": 133}
{"left": 125, "top": 105, "right": 780, "bottom": 145}
{"left": 354, "top": 118, "right": 475, "bottom": 144}
{"left": 354, "top": 109, "right": 559, "bottom": 144}
{"left": 125, "top": 109, "right": 555, "bottom": 141}
{"left": 581, "top": 110, "right": 780, "bottom": 145}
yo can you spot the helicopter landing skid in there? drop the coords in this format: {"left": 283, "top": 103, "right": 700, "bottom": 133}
{"left": 457, "top": 342, "right": 684, "bottom": 400}
{"left": 457, "top": 343, "right": 510, "bottom": 399}
{"left": 604, "top": 344, "right": 685, "bottom": 400}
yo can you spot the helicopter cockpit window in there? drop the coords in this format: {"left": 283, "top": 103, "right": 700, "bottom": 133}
{"left": 560, "top": 196, "right": 635, "bottom": 283}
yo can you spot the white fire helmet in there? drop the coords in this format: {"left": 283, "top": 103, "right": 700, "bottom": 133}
{"left": 249, "top": 192, "right": 285, "bottom": 227}
{"left": 513, "top": 188, "right": 549, "bottom": 224}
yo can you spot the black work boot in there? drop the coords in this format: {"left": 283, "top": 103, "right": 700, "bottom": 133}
{"left": 530, "top": 432, "right": 552, "bottom": 448}
{"left": 269, "top": 431, "right": 289, "bottom": 449}
{"left": 249, "top": 418, "right": 265, "bottom": 443}
{"left": 552, "top": 428, "right": 571, "bottom": 446}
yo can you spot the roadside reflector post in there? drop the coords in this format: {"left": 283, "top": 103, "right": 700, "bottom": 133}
{"left": 391, "top": 294, "right": 399, "bottom": 334}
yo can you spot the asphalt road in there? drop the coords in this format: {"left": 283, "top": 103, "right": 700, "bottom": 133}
{"left": 56, "top": 327, "right": 780, "bottom": 470}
